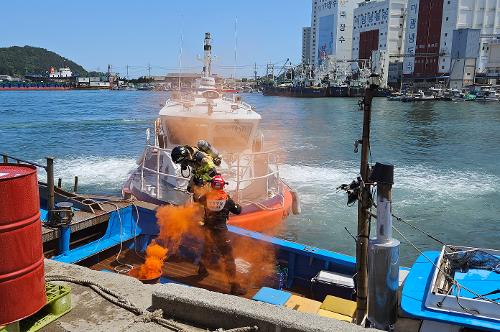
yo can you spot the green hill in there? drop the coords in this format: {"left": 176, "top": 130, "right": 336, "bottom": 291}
{"left": 0, "top": 46, "right": 88, "bottom": 77}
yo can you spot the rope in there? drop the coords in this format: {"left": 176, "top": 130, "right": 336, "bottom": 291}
{"left": 102, "top": 201, "right": 134, "bottom": 274}
{"left": 217, "top": 327, "right": 258, "bottom": 332}
{"left": 45, "top": 275, "right": 184, "bottom": 331}
{"left": 46, "top": 275, "right": 259, "bottom": 332}
{"left": 338, "top": 181, "right": 445, "bottom": 246}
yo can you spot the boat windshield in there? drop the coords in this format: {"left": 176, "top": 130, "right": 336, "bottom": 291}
{"left": 212, "top": 122, "right": 254, "bottom": 152}
{"left": 164, "top": 119, "right": 254, "bottom": 152}
{"left": 165, "top": 118, "right": 210, "bottom": 146}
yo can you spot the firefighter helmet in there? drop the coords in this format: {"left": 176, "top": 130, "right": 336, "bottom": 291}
{"left": 171, "top": 145, "right": 191, "bottom": 164}
{"left": 210, "top": 174, "right": 226, "bottom": 190}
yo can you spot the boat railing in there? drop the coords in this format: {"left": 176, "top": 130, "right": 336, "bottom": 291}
{"left": 139, "top": 145, "right": 191, "bottom": 200}
{"left": 221, "top": 150, "right": 282, "bottom": 202}
{"left": 1, "top": 153, "right": 56, "bottom": 219}
{"left": 221, "top": 96, "right": 254, "bottom": 111}
{"left": 139, "top": 144, "right": 282, "bottom": 203}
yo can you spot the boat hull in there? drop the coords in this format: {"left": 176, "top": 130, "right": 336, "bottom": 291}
{"left": 229, "top": 188, "right": 293, "bottom": 233}
{"left": 124, "top": 182, "right": 294, "bottom": 233}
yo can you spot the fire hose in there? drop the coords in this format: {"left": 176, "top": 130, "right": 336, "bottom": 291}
{"left": 45, "top": 275, "right": 258, "bottom": 332}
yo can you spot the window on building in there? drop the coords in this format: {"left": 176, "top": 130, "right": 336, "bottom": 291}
{"left": 446, "top": 17, "right": 449, "bottom": 21}
{"left": 445, "top": 33, "right": 448, "bottom": 37}
{"left": 442, "top": 66, "right": 445, "bottom": 69}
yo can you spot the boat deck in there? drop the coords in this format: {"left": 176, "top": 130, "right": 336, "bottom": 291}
{"left": 89, "top": 248, "right": 264, "bottom": 299}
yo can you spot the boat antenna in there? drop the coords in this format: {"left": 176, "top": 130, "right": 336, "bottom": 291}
{"left": 178, "top": 20, "right": 184, "bottom": 91}
{"left": 233, "top": 16, "right": 238, "bottom": 80}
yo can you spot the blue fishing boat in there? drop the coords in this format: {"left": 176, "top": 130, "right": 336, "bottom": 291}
{"left": 402, "top": 246, "right": 500, "bottom": 331}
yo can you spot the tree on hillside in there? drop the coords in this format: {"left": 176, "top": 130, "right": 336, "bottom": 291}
{"left": 0, "top": 46, "right": 88, "bottom": 76}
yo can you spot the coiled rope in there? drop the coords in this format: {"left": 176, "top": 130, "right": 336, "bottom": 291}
{"left": 45, "top": 275, "right": 258, "bottom": 332}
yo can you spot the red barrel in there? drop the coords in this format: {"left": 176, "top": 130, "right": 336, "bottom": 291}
{"left": 0, "top": 164, "right": 46, "bottom": 325}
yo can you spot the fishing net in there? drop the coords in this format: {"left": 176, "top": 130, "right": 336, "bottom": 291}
{"left": 444, "top": 247, "right": 500, "bottom": 274}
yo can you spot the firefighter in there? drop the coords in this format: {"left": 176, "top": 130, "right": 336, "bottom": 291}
{"left": 170, "top": 140, "right": 222, "bottom": 192}
{"left": 197, "top": 174, "right": 246, "bottom": 295}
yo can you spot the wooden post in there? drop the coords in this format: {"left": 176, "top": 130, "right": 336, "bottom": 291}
{"left": 73, "top": 176, "right": 79, "bottom": 193}
{"left": 46, "top": 157, "right": 55, "bottom": 222}
{"left": 356, "top": 75, "right": 379, "bottom": 324}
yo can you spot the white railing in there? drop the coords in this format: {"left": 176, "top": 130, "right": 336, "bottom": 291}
{"left": 138, "top": 143, "right": 283, "bottom": 204}
{"left": 221, "top": 150, "right": 282, "bottom": 203}
{"left": 139, "top": 145, "right": 190, "bottom": 200}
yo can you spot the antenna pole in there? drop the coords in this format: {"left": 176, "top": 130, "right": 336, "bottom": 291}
{"left": 178, "top": 28, "right": 184, "bottom": 90}
{"left": 234, "top": 17, "right": 238, "bottom": 80}
{"left": 203, "top": 32, "right": 212, "bottom": 77}
{"left": 355, "top": 75, "right": 379, "bottom": 325}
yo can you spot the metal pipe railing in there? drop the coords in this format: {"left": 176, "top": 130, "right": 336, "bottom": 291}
{"left": 138, "top": 145, "right": 282, "bottom": 202}
{"left": 1, "top": 153, "right": 55, "bottom": 220}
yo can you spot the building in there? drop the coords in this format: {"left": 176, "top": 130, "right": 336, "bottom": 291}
{"left": 49, "top": 67, "right": 73, "bottom": 78}
{"left": 351, "top": 0, "right": 407, "bottom": 86}
{"left": 403, "top": 0, "right": 500, "bottom": 81}
{"left": 352, "top": 0, "right": 407, "bottom": 62}
{"left": 309, "top": 0, "right": 362, "bottom": 67}
{"left": 449, "top": 29, "right": 481, "bottom": 89}
{"left": 302, "top": 27, "right": 312, "bottom": 65}
{"left": 485, "top": 40, "right": 500, "bottom": 83}
{"left": 0, "top": 75, "right": 15, "bottom": 82}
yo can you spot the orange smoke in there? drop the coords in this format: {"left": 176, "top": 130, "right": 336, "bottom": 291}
{"left": 156, "top": 203, "right": 204, "bottom": 255}
{"left": 137, "top": 198, "right": 280, "bottom": 292}
{"left": 136, "top": 241, "right": 168, "bottom": 279}
{"left": 232, "top": 236, "right": 277, "bottom": 288}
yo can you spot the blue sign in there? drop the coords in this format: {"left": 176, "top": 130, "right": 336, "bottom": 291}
{"left": 318, "top": 14, "right": 336, "bottom": 65}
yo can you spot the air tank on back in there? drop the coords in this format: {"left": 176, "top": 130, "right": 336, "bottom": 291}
{"left": 0, "top": 164, "right": 46, "bottom": 325}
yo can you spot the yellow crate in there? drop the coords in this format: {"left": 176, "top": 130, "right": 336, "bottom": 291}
{"left": 285, "top": 295, "right": 322, "bottom": 314}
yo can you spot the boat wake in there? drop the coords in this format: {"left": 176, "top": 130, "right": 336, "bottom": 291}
{"left": 34, "top": 156, "right": 499, "bottom": 202}
{"left": 280, "top": 163, "right": 499, "bottom": 205}
{"left": 37, "top": 156, "right": 137, "bottom": 194}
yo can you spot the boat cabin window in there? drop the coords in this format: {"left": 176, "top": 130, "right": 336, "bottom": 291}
{"left": 212, "top": 122, "right": 253, "bottom": 152}
{"left": 165, "top": 119, "right": 209, "bottom": 146}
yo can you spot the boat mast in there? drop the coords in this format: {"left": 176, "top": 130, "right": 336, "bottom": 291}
{"left": 355, "top": 74, "right": 379, "bottom": 324}
{"left": 203, "top": 32, "right": 212, "bottom": 78}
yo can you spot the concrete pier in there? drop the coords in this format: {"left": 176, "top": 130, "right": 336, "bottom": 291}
{"left": 42, "top": 260, "right": 376, "bottom": 332}
{"left": 152, "top": 284, "right": 375, "bottom": 332}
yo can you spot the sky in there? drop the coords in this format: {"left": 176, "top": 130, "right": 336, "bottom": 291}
{"left": 1, "top": 1, "right": 310, "bottom": 78}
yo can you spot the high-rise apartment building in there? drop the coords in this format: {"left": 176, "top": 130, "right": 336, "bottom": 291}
{"left": 302, "top": 27, "right": 312, "bottom": 64}
{"left": 403, "top": 0, "right": 500, "bottom": 78}
{"left": 309, "top": 0, "right": 362, "bottom": 67}
{"left": 352, "top": 0, "right": 407, "bottom": 66}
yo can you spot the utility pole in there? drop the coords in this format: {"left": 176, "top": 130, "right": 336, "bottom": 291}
{"left": 355, "top": 74, "right": 380, "bottom": 325}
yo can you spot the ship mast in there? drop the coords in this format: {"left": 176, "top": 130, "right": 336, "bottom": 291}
{"left": 203, "top": 32, "right": 212, "bottom": 78}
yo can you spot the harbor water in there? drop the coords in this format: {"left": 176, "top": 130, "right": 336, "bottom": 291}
{"left": 1, "top": 90, "right": 499, "bottom": 264}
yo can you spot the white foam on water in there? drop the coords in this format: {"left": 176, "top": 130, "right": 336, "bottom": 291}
{"left": 395, "top": 165, "right": 499, "bottom": 201}
{"left": 38, "top": 156, "right": 137, "bottom": 191}
{"left": 280, "top": 163, "right": 500, "bottom": 204}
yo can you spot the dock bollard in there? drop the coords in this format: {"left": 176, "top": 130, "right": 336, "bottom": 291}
{"left": 54, "top": 202, "right": 74, "bottom": 256}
